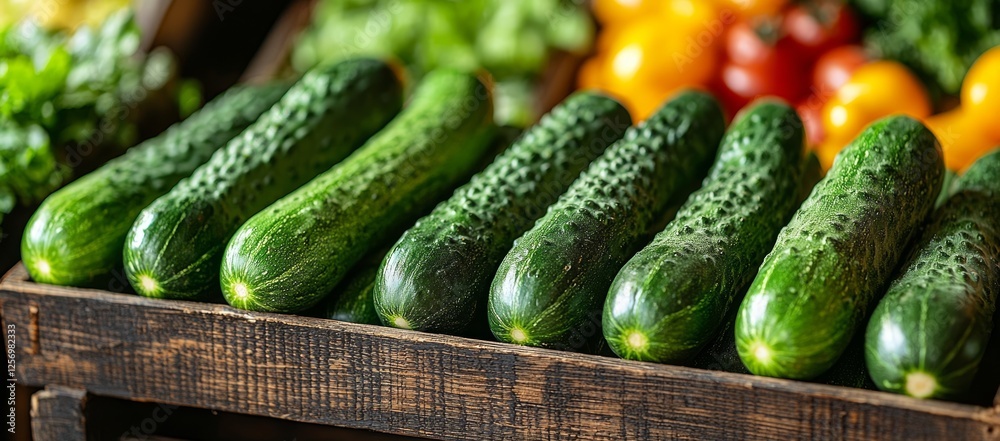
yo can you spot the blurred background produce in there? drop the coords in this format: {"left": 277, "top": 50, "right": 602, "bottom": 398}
{"left": 293, "top": 0, "right": 594, "bottom": 127}
{"left": 0, "top": 7, "right": 173, "bottom": 241}
{"left": 578, "top": 0, "right": 1000, "bottom": 172}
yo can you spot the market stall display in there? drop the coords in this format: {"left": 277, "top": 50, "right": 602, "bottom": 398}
{"left": 2, "top": 1, "right": 1000, "bottom": 440}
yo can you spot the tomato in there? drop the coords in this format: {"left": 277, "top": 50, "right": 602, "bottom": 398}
{"left": 600, "top": 17, "right": 717, "bottom": 97}
{"left": 725, "top": 19, "right": 782, "bottom": 66}
{"left": 961, "top": 46, "right": 1000, "bottom": 140}
{"left": 577, "top": 57, "right": 605, "bottom": 90}
{"left": 782, "top": 0, "right": 860, "bottom": 59}
{"left": 821, "top": 61, "right": 931, "bottom": 142}
{"left": 592, "top": 0, "right": 660, "bottom": 25}
{"left": 812, "top": 45, "right": 868, "bottom": 100}
{"left": 816, "top": 137, "right": 848, "bottom": 171}
{"left": 925, "top": 109, "right": 999, "bottom": 172}
{"left": 622, "top": 87, "right": 682, "bottom": 122}
{"left": 716, "top": 0, "right": 788, "bottom": 18}
{"left": 797, "top": 101, "right": 826, "bottom": 147}
{"left": 716, "top": 56, "right": 808, "bottom": 114}
{"left": 663, "top": 0, "right": 719, "bottom": 28}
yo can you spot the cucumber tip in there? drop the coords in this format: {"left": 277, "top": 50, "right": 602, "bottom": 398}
{"left": 231, "top": 282, "right": 250, "bottom": 300}
{"left": 32, "top": 259, "right": 52, "bottom": 279}
{"left": 391, "top": 316, "right": 411, "bottom": 330}
{"left": 625, "top": 331, "right": 648, "bottom": 351}
{"left": 509, "top": 328, "right": 528, "bottom": 344}
{"left": 904, "top": 372, "right": 938, "bottom": 399}
{"left": 138, "top": 275, "right": 159, "bottom": 296}
{"left": 748, "top": 340, "right": 774, "bottom": 367}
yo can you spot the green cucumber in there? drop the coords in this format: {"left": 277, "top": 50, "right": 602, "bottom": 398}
{"left": 865, "top": 148, "right": 1000, "bottom": 399}
{"left": 325, "top": 253, "right": 383, "bottom": 325}
{"left": 373, "top": 92, "right": 631, "bottom": 334}
{"left": 689, "top": 303, "right": 875, "bottom": 389}
{"left": 936, "top": 168, "right": 959, "bottom": 208}
{"left": 735, "top": 115, "right": 944, "bottom": 379}
{"left": 488, "top": 91, "right": 725, "bottom": 351}
{"left": 124, "top": 59, "right": 403, "bottom": 300}
{"left": 799, "top": 151, "right": 824, "bottom": 204}
{"left": 220, "top": 70, "right": 495, "bottom": 313}
{"left": 603, "top": 101, "right": 804, "bottom": 363}
{"left": 21, "top": 84, "right": 288, "bottom": 287}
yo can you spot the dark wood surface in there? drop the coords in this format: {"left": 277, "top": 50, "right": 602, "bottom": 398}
{"left": 2, "top": 264, "right": 999, "bottom": 441}
{"left": 29, "top": 385, "right": 86, "bottom": 441}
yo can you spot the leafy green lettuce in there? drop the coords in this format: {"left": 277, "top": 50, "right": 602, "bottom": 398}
{"left": 0, "top": 10, "right": 171, "bottom": 230}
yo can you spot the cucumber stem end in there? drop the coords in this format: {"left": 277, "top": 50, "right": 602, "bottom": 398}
{"left": 626, "top": 331, "right": 648, "bottom": 352}
{"left": 904, "top": 372, "right": 938, "bottom": 399}
{"left": 138, "top": 275, "right": 159, "bottom": 296}
{"left": 510, "top": 328, "right": 528, "bottom": 344}
{"left": 749, "top": 340, "right": 773, "bottom": 367}
{"left": 32, "top": 259, "right": 51, "bottom": 280}
{"left": 391, "top": 316, "right": 411, "bottom": 330}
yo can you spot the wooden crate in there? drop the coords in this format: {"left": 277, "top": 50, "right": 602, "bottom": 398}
{"left": 2, "top": 263, "right": 998, "bottom": 441}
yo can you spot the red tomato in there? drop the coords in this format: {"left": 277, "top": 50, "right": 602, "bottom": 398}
{"left": 782, "top": 0, "right": 860, "bottom": 60}
{"left": 796, "top": 101, "right": 826, "bottom": 147}
{"left": 811, "top": 45, "right": 869, "bottom": 100}
{"left": 725, "top": 20, "right": 780, "bottom": 66}
{"left": 716, "top": 59, "right": 809, "bottom": 114}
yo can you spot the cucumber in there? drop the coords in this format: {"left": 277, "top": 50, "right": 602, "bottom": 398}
{"left": 487, "top": 91, "right": 725, "bottom": 351}
{"left": 689, "top": 303, "right": 875, "bottom": 389}
{"left": 864, "top": 149, "right": 1000, "bottom": 399}
{"left": 374, "top": 92, "right": 631, "bottom": 334}
{"left": 325, "top": 253, "right": 383, "bottom": 325}
{"left": 603, "top": 101, "right": 804, "bottom": 363}
{"left": 21, "top": 85, "right": 288, "bottom": 287}
{"left": 220, "top": 70, "right": 495, "bottom": 313}
{"left": 735, "top": 115, "right": 944, "bottom": 379}
{"left": 935, "top": 168, "right": 958, "bottom": 208}
{"left": 798, "top": 151, "right": 823, "bottom": 204}
{"left": 124, "top": 59, "right": 403, "bottom": 300}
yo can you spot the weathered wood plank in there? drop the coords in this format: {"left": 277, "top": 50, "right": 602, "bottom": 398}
{"left": 3, "top": 264, "right": 999, "bottom": 441}
{"left": 29, "top": 385, "right": 86, "bottom": 441}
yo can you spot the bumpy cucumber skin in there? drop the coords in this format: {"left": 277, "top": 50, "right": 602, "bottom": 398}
{"left": 22, "top": 85, "right": 288, "bottom": 287}
{"left": 220, "top": 70, "right": 495, "bottom": 313}
{"left": 603, "top": 101, "right": 804, "bottom": 363}
{"left": 865, "top": 149, "right": 1000, "bottom": 399}
{"left": 374, "top": 92, "right": 631, "bottom": 334}
{"left": 124, "top": 59, "right": 403, "bottom": 300}
{"left": 488, "top": 91, "right": 725, "bottom": 351}
{"left": 735, "top": 115, "right": 944, "bottom": 380}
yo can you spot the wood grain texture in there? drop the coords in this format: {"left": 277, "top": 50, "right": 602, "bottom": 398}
{"left": 29, "top": 385, "right": 86, "bottom": 441}
{"left": 2, "top": 264, "right": 999, "bottom": 441}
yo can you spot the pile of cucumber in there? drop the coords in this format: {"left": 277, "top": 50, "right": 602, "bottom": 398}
{"left": 20, "top": 56, "right": 1000, "bottom": 403}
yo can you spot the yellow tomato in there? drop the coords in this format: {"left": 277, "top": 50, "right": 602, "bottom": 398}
{"left": 623, "top": 86, "right": 702, "bottom": 122}
{"left": 961, "top": 46, "right": 1000, "bottom": 140}
{"left": 592, "top": 0, "right": 661, "bottom": 25}
{"left": 600, "top": 17, "right": 717, "bottom": 97}
{"left": 816, "top": 136, "right": 851, "bottom": 171}
{"left": 925, "top": 108, "right": 999, "bottom": 172}
{"left": 577, "top": 57, "right": 606, "bottom": 90}
{"left": 662, "top": 0, "right": 719, "bottom": 25}
{"left": 821, "top": 61, "right": 931, "bottom": 143}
